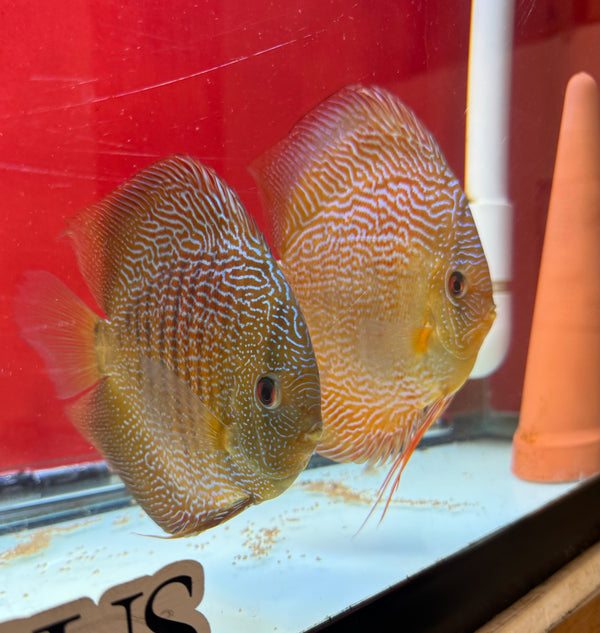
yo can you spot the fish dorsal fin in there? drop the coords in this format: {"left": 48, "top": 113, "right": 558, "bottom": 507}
{"left": 68, "top": 155, "right": 266, "bottom": 317}
{"left": 250, "top": 84, "right": 442, "bottom": 256}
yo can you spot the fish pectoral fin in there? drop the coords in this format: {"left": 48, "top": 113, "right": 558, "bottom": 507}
{"left": 138, "top": 356, "right": 230, "bottom": 455}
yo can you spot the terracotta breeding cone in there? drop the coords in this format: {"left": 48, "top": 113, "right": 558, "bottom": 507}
{"left": 512, "top": 72, "right": 600, "bottom": 481}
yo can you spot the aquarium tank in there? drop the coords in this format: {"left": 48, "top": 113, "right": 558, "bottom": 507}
{"left": 1, "top": 1, "right": 599, "bottom": 632}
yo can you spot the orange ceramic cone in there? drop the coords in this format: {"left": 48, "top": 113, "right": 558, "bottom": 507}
{"left": 512, "top": 72, "right": 600, "bottom": 481}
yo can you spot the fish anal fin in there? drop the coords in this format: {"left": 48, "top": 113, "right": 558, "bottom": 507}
{"left": 167, "top": 495, "right": 255, "bottom": 538}
{"left": 359, "top": 394, "right": 455, "bottom": 530}
{"left": 14, "top": 271, "right": 102, "bottom": 399}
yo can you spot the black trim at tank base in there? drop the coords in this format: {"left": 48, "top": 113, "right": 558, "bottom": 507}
{"left": 309, "top": 474, "right": 600, "bottom": 633}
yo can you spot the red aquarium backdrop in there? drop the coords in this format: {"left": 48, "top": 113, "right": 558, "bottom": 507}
{"left": 1, "top": 1, "right": 598, "bottom": 470}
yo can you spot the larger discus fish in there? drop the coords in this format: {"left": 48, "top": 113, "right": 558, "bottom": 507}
{"left": 251, "top": 85, "right": 495, "bottom": 520}
{"left": 15, "top": 155, "right": 323, "bottom": 536}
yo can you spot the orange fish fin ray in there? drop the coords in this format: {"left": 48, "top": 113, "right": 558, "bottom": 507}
{"left": 377, "top": 395, "right": 454, "bottom": 522}
{"left": 357, "top": 395, "right": 454, "bottom": 531}
{"left": 138, "top": 356, "right": 230, "bottom": 454}
{"left": 68, "top": 155, "right": 266, "bottom": 315}
{"left": 14, "top": 271, "right": 102, "bottom": 399}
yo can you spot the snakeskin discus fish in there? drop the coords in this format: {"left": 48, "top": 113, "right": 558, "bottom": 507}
{"left": 251, "top": 85, "right": 495, "bottom": 520}
{"left": 15, "top": 155, "right": 322, "bottom": 536}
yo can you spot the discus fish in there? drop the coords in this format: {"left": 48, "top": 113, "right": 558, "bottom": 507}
{"left": 251, "top": 85, "right": 495, "bottom": 520}
{"left": 15, "top": 155, "right": 322, "bottom": 536}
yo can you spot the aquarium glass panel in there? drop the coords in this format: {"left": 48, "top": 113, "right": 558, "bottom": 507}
{"left": 1, "top": 1, "right": 598, "bottom": 631}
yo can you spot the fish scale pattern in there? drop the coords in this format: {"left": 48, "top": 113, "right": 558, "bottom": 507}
{"left": 252, "top": 84, "right": 495, "bottom": 520}
{"left": 16, "top": 155, "right": 322, "bottom": 536}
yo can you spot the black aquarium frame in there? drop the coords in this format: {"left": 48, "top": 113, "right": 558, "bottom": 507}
{"left": 310, "top": 474, "right": 600, "bottom": 633}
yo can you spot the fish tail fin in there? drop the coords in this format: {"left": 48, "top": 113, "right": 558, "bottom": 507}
{"left": 14, "top": 271, "right": 103, "bottom": 399}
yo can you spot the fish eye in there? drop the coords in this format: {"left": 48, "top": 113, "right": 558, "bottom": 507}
{"left": 255, "top": 374, "right": 281, "bottom": 410}
{"left": 447, "top": 270, "right": 467, "bottom": 299}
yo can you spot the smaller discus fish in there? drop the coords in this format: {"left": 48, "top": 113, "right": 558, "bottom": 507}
{"left": 15, "top": 155, "right": 322, "bottom": 536}
{"left": 251, "top": 85, "right": 495, "bottom": 523}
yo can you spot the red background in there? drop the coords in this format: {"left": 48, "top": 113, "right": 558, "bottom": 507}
{"left": 1, "top": 1, "right": 598, "bottom": 471}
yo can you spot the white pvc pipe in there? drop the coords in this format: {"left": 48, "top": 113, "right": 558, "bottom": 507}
{"left": 466, "top": 0, "right": 515, "bottom": 378}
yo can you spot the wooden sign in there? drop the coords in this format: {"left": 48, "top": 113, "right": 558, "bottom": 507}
{"left": 0, "top": 560, "right": 210, "bottom": 633}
